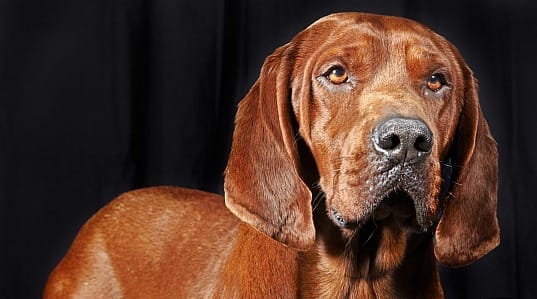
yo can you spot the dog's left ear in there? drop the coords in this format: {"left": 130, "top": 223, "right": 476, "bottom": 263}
{"left": 434, "top": 65, "right": 500, "bottom": 267}
{"left": 224, "top": 45, "right": 315, "bottom": 251}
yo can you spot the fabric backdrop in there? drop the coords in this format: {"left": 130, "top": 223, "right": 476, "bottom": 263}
{"left": 1, "top": 0, "right": 535, "bottom": 298}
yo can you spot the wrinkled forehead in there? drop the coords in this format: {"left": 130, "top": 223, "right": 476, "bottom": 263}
{"left": 294, "top": 13, "right": 454, "bottom": 68}
{"left": 306, "top": 13, "right": 442, "bottom": 43}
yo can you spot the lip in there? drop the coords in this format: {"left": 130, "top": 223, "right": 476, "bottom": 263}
{"left": 370, "top": 163, "right": 436, "bottom": 230}
{"left": 371, "top": 190, "right": 419, "bottom": 227}
{"left": 328, "top": 152, "right": 438, "bottom": 233}
{"left": 329, "top": 190, "right": 426, "bottom": 232}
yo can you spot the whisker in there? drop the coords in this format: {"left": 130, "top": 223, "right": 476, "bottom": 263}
{"left": 311, "top": 191, "right": 325, "bottom": 212}
{"left": 361, "top": 222, "right": 377, "bottom": 247}
{"left": 345, "top": 229, "right": 358, "bottom": 250}
{"left": 440, "top": 160, "right": 464, "bottom": 169}
{"left": 293, "top": 132, "right": 301, "bottom": 146}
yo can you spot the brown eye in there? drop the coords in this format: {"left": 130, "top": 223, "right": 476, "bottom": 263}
{"left": 427, "top": 74, "right": 446, "bottom": 92}
{"left": 326, "top": 66, "right": 348, "bottom": 84}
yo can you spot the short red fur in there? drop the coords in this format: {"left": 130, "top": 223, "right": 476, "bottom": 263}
{"left": 45, "top": 13, "right": 499, "bottom": 298}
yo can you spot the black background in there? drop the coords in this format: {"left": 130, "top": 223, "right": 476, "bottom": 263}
{"left": 1, "top": 0, "right": 536, "bottom": 298}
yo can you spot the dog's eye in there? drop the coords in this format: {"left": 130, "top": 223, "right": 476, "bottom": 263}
{"left": 426, "top": 74, "right": 446, "bottom": 92}
{"left": 326, "top": 66, "right": 349, "bottom": 85}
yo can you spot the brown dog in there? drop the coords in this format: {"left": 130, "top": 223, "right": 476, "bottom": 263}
{"left": 44, "top": 12, "right": 499, "bottom": 298}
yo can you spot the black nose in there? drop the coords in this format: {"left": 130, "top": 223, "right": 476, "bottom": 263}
{"left": 373, "top": 118, "right": 433, "bottom": 164}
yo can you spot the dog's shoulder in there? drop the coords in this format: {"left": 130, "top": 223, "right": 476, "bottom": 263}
{"left": 102, "top": 186, "right": 230, "bottom": 221}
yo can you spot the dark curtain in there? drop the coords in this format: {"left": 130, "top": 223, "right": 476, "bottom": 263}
{"left": 1, "top": 0, "right": 535, "bottom": 298}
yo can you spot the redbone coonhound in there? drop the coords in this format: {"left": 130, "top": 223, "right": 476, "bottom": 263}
{"left": 44, "top": 12, "right": 500, "bottom": 298}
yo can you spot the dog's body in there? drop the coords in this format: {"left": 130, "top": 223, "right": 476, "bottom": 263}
{"left": 45, "top": 13, "right": 499, "bottom": 298}
{"left": 44, "top": 187, "right": 441, "bottom": 298}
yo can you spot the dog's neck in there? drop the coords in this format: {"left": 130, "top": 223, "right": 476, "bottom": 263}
{"left": 297, "top": 208, "right": 443, "bottom": 298}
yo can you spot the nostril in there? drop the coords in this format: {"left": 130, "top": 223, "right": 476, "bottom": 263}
{"left": 378, "top": 133, "right": 401, "bottom": 150}
{"left": 414, "top": 135, "right": 433, "bottom": 152}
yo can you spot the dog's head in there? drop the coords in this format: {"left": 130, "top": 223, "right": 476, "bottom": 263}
{"left": 224, "top": 12, "right": 499, "bottom": 269}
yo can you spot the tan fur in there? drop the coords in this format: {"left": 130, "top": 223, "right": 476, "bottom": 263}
{"left": 45, "top": 13, "right": 499, "bottom": 298}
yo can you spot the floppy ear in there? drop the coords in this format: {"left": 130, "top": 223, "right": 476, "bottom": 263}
{"left": 224, "top": 45, "right": 315, "bottom": 251}
{"left": 434, "top": 67, "right": 500, "bottom": 267}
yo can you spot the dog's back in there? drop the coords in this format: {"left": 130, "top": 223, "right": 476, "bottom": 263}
{"left": 44, "top": 187, "right": 241, "bottom": 298}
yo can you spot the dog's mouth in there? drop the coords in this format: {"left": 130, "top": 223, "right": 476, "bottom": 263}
{"left": 327, "top": 190, "right": 430, "bottom": 275}
{"left": 329, "top": 190, "right": 422, "bottom": 235}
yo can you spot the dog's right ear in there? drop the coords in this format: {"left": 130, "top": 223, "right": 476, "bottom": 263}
{"left": 224, "top": 45, "right": 315, "bottom": 251}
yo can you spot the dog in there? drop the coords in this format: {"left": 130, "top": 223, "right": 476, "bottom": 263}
{"left": 44, "top": 12, "right": 499, "bottom": 298}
